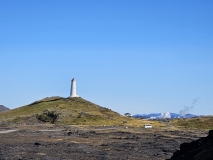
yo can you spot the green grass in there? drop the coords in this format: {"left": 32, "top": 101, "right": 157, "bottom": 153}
{"left": 171, "top": 116, "right": 213, "bottom": 130}
{"left": 0, "top": 96, "right": 163, "bottom": 127}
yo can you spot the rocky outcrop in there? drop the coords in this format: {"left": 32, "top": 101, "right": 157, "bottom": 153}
{"left": 0, "top": 105, "right": 9, "bottom": 112}
{"left": 170, "top": 130, "right": 213, "bottom": 160}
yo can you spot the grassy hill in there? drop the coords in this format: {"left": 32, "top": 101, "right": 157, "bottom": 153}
{"left": 0, "top": 97, "right": 162, "bottom": 127}
{"left": 171, "top": 116, "right": 213, "bottom": 130}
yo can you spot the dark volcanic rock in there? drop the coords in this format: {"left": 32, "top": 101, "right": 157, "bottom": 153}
{"left": 0, "top": 125, "right": 208, "bottom": 160}
{"left": 0, "top": 105, "right": 9, "bottom": 112}
{"left": 170, "top": 130, "right": 213, "bottom": 160}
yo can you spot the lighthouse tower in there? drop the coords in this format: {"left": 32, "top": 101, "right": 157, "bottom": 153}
{"left": 70, "top": 78, "right": 78, "bottom": 97}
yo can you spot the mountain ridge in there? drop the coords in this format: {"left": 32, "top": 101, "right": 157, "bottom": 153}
{"left": 0, "top": 105, "right": 10, "bottom": 112}
{"left": 133, "top": 113, "right": 199, "bottom": 119}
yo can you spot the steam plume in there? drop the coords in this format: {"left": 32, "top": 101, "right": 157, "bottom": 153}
{"left": 179, "top": 106, "right": 190, "bottom": 117}
{"left": 160, "top": 112, "right": 171, "bottom": 119}
{"left": 179, "top": 97, "right": 199, "bottom": 117}
{"left": 191, "top": 97, "right": 199, "bottom": 108}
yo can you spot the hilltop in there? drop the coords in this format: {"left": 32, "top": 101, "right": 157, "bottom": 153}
{"left": 0, "top": 97, "right": 161, "bottom": 127}
{"left": 0, "top": 105, "right": 10, "bottom": 112}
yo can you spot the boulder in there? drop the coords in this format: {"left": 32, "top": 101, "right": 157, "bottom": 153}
{"left": 170, "top": 130, "right": 213, "bottom": 160}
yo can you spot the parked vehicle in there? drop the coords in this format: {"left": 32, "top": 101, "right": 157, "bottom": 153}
{"left": 144, "top": 124, "right": 152, "bottom": 128}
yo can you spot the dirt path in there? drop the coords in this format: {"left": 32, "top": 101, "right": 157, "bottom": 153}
{"left": 0, "top": 129, "right": 19, "bottom": 134}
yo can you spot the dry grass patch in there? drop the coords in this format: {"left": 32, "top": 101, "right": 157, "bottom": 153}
{"left": 171, "top": 116, "right": 213, "bottom": 130}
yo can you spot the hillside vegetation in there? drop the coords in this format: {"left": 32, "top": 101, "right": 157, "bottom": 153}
{"left": 0, "top": 97, "right": 162, "bottom": 127}
{"left": 171, "top": 116, "right": 213, "bottom": 130}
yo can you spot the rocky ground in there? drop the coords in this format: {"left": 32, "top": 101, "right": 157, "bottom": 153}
{"left": 170, "top": 130, "right": 213, "bottom": 160}
{"left": 0, "top": 124, "right": 208, "bottom": 160}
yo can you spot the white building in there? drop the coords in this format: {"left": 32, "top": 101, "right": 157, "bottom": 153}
{"left": 124, "top": 113, "right": 132, "bottom": 118}
{"left": 70, "top": 78, "right": 78, "bottom": 97}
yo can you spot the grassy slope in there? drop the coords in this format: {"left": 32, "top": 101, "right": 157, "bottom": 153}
{"left": 0, "top": 97, "right": 163, "bottom": 127}
{"left": 171, "top": 116, "right": 213, "bottom": 130}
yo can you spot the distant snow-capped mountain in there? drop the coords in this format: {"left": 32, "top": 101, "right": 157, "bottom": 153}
{"left": 0, "top": 105, "right": 10, "bottom": 112}
{"left": 133, "top": 112, "right": 198, "bottom": 119}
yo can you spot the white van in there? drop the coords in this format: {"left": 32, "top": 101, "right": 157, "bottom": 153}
{"left": 144, "top": 124, "right": 152, "bottom": 128}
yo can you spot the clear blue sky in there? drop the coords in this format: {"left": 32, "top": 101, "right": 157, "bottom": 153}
{"left": 1, "top": 0, "right": 213, "bottom": 115}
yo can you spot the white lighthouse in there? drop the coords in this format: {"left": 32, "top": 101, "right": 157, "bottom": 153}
{"left": 70, "top": 78, "right": 78, "bottom": 97}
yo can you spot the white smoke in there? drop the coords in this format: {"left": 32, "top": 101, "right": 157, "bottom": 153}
{"left": 159, "top": 112, "right": 171, "bottom": 119}
{"left": 179, "top": 106, "right": 190, "bottom": 117}
{"left": 191, "top": 98, "right": 199, "bottom": 108}
{"left": 149, "top": 116, "right": 157, "bottom": 120}
{"left": 179, "top": 97, "right": 199, "bottom": 117}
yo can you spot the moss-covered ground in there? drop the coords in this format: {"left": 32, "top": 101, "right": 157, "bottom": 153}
{"left": 0, "top": 97, "right": 163, "bottom": 127}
